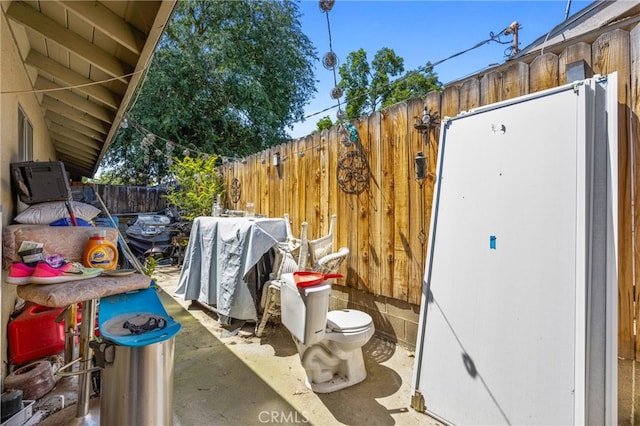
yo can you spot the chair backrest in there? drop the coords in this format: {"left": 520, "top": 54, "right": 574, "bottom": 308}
{"left": 271, "top": 220, "right": 308, "bottom": 280}
{"left": 283, "top": 213, "right": 295, "bottom": 241}
{"left": 307, "top": 214, "right": 336, "bottom": 268}
{"left": 313, "top": 247, "right": 349, "bottom": 275}
{"left": 296, "top": 222, "right": 308, "bottom": 270}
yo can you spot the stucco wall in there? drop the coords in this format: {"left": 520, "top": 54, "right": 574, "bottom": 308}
{"left": 1, "top": 10, "right": 56, "bottom": 378}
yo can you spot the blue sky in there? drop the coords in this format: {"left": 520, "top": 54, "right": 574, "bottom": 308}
{"left": 289, "top": 0, "right": 593, "bottom": 138}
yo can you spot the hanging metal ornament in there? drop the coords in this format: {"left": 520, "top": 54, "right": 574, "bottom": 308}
{"left": 319, "top": 0, "right": 335, "bottom": 12}
{"left": 336, "top": 122, "right": 370, "bottom": 195}
{"left": 230, "top": 178, "right": 241, "bottom": 205}
{"left": 321, "top": 0, "right": 343, "bottom": 118}
{"left": 338, "top": 121, "right": 359, "bottom": 147}
{"left": 323, "top": 51, "right": 338, "bottom": 70}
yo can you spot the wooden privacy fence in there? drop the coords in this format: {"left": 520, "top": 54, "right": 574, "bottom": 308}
{"left": 221, "top": 24, "right": 640, "bottom": 359}
{"left": 92, "top": 184, "right": 167, "bottom": 215}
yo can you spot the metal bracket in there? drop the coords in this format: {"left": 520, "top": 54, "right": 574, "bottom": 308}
{"left": 410, "top": 390, "right": 425, "bottom": 413}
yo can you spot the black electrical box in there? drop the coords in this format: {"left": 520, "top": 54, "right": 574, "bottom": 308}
{"left": 10, "top": 161, "right": 72, "bottom": 205}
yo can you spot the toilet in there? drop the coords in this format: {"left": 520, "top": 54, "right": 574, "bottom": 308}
{"left": 280, "top": 273, "right": 375, "bottom": 393}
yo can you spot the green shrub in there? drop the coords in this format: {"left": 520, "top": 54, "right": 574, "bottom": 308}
{"left": 164, "top": 155, "right": 224, "bottom": 220}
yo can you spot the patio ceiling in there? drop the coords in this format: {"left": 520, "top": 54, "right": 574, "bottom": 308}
{"left": 3, "top": 0, "right": 178, "bottom": 180}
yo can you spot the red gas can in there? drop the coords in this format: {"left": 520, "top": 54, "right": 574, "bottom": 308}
{"left": 8, "top": 303, "right": 66, "bottom": 365}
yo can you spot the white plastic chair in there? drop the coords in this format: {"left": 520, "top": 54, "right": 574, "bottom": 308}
{"left": 305, "top": 214, "right": 336, "bottom": 270}
{"left": 256, "top": 219, "right": 308, "bottom": 337}
{"left": 314, "top": 246, "right": 350, "bottom": 275}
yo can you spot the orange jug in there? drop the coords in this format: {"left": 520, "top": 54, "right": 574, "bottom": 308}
{"left": 83, "top": 230, "right": 118, "bottom": 270}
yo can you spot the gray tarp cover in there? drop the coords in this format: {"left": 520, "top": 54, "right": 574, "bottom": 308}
{"left": 175, "top": 217, "right": 286, "bottom": 321}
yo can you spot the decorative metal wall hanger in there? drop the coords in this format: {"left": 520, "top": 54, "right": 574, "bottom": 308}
{"left": 230, "top": 177, "right": 241, "bottom": 206}
{"left": 337, "top": 121, "right": 370, "bottom": 195}
{"left": 229, "top": 156, "right": 241, "bottom": 207}
{"left": 413, "top": 105, "right": 440, "bottom": 245}
{"left": 413, "top": 107, "right": 440, "bottom": 136}
{"left": 413, "top": 106, "right": 439, "bottom": 181}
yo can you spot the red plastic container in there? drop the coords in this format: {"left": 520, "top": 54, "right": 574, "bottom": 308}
{"left": 8, "top": 303, "right": 66, "bottom": 365}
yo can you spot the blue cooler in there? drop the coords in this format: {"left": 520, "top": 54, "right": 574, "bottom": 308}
{"left": 96, "top": 287, "right": 181, "bottom": 426}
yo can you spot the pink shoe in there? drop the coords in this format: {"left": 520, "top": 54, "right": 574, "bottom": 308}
{"left": 6, "top": 262, "right": 36, "bottom": 285}
{"left": 30, "top": 262, "right": 103, "bottom": 284}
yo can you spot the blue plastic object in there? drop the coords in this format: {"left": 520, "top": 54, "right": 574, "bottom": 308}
{"left": 98, "top": 287, "right": 181, "bottom": 347}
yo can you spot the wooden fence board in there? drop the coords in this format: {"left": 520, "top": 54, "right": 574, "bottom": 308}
{"left": 559, "top": 42, "right": 593, "bottom": 85}
{"left": 392, "top": 102, "right": 410, "bottom": 301}
{"left": 261, "top": 154, "right": 267, "bottom": 217}
{"left": 304, "top": 136, "right": 312, "bottom": 230}
{"left": 593, "top": 29, "right": 634, "bottom": 359}
{"left": 408, "top": 97, "right": 426, "bottom": 305}
{"left": 368, "top": 111, "right": 383, "bottom": 296}
{"left": 346, "top": 119, "right": 360, "bottom": 287}
{"left": 632, "top": 22, "right": 640, "bottom": 361}
{"left": 481, "top": 70, "right": 503, "bottom": 106}
{"left": 355, "top": 118, "right": 371, "bottom": 290}
{"left": 300, "top": 137, "right": 310, "bottom": 230}
{"left": 269, "top": 146, "right": 280, "bottom": 218}
{"left": 310, "top": 134, "right": 321, "bottom": 232}
{"left": 503, "top": 62, "right": 529, "bottom": 100}
{"left": 333, "top": 124, "right": 354, "bottom": 285}
{"left": 459, "top": 77, "right": 480, "bottom": 112}
{"left": 327, "top": 127, "right": 340, "bottom": 248}
{"left": 288, "top": 138, "right": 300, "bottom": 232}
{"left": 529, "top": 53, "right": 559, "bottom": 93}
{"left": 251, "top": 155, "right": 257, "bottom": 213}
{"left": 441, "top": 85, "right": 460, "bottom": 118}
{"left": 318, "top": 131, "right": 330, "bottom": 234}
{"left": 381, "top": 107, "right": 397, "bottom": 296}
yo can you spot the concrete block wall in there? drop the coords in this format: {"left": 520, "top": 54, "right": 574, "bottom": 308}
{"left": 329, "top": 286, "right": 420, "bottom": 350}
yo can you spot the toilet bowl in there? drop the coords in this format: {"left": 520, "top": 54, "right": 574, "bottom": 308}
{"left": 280, "top": 273, "right": 375, "bottom": 393}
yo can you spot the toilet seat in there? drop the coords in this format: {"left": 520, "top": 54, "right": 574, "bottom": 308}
{"left": 326, "top": 309, "right": 373, "bottom": 333}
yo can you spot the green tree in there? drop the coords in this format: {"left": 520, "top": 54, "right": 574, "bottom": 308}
{"left": 370, "top": 47, "right": 405, "bottom": 111}
{"left": 383, "top": 63, "right": 440, "bottom": 108}
{"left": 164, "top": 155, "right": 225, "bottom": 221}
{"left": 338, "top": 48, "right": 441, "bottom": 120}
{"left": 101, "top": 0, "right": 317, "bottom": 184}
{"left": 338, "top": 49, "right": 370, "bottom": 119}
{"left": 315, "top": 116, "right": 333, "bottom": 132}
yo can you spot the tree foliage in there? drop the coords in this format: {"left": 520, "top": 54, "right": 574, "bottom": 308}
{"left": 101, "top": 0, "right": 317, "bottom": 185}
{"left": 337, "top": 47, "right": 441, "bottom": 120}
{"left": 315, "top": 116, "right": 333, "bottom": 133}
{"left": 163, "top": 155, "right": 225, "bottom": 221}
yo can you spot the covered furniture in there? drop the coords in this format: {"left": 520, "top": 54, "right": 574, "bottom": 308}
{"left": 175, "top": 216, "right": 287, "bottom": 323}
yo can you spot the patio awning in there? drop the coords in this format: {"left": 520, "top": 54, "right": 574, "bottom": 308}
{"left": 3, "top": 0, "right": 178, "bottom": 180}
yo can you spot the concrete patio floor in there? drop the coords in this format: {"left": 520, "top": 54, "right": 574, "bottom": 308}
{"left": 30, "top": 265, "right": 441, "bottom": 425}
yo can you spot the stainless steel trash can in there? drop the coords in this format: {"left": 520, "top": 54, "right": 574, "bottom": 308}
{"left": 96, "top": 287, "right": 181, "bottom": 426}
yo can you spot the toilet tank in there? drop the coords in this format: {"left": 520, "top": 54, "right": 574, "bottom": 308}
{"left": 280, "top": 273, "right": 331, "bottom": 345}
